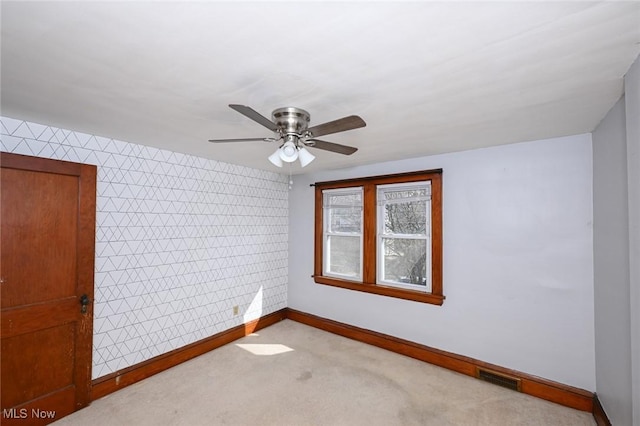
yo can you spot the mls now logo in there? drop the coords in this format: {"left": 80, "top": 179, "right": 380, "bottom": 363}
{"left": 2, "top": 409, "right": 27, "bottom": 419}
{"left": 3, "top": 408, "right": 56, "bottom": 419}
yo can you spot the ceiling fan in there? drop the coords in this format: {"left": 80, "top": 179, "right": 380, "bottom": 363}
{"left": 208, "top": 104, "right": 366, "bottom": 167}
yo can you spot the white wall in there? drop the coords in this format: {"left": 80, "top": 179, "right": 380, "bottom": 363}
{"left": 592, "top": 53, "right": 639, "bottom": 426}
{"left": 624, "top": 56, "right": 640, "bottom": 426}
{"left": 289, "top": 134, "right": 595, "bottom": 390}
{"left": 1, "top": 116, "right": 289, "bottom": 379}
{"left": 593, "top": 98, "right": 632, "bottom": 425}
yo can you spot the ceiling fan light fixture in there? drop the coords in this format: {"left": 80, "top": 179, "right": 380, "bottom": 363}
{"left": 298, "top": 147, "right": 315, "bottom": 167}
{"left": 279, "top": 140, "right": 299, "bottom": 162}
{"left": 268, "top": 149, "right": 283, "bottom": 167}
{"left": 210, "top": 104, "right": 366, "bottom": 166}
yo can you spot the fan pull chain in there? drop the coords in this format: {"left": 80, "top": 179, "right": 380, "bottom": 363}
{"left": 288, "top": 165, "right": 293, "bottom": 190}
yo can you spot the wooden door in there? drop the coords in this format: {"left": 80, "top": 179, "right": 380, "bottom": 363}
{"left": 1, "top": 153, "right": 96, "bottom": 425}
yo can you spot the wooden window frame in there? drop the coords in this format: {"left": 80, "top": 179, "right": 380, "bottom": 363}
{"left": 314, "top": 169, "right": 444, "bottom": 305}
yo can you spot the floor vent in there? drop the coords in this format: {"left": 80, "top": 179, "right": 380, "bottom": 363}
{"left": 476, "top": 367, "right": 522, "bottom": 392}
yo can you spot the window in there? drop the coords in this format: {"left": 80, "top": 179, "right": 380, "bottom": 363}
{"left": 323, "top": 187, "right": 363, "bottom": 281}
{"left": 314, "top": 169, "right": 443, "bottom": 305}
{"left": 378, "top": 182, "right": 431, "bottom": 292}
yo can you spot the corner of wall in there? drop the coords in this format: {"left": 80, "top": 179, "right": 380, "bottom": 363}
{"left": 623, "top": 53, "right": 640, "bottom": 426}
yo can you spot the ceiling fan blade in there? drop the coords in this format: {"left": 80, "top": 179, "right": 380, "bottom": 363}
{"left": 306, "top": 139, "right": 358, "bottom": 155}
{"left": 208, "top": 137, "right": 270, "bottom": 143}
{"left": 307, "top": 115, "right": 366, "bottom": 138}
{"left": 229, "top": 104, "right": 279, "bottom": 132}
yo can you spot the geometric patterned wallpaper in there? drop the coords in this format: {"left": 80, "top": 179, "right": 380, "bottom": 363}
{"left": 1, "top": 116, "right": 288, "bottom": 379}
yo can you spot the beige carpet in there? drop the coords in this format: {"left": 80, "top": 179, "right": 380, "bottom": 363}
{"left": 55, "top": 320, "right": 595, "bottom": 426}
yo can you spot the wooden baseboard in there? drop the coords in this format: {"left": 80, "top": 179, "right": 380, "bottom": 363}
{"left": 91, "top": 309, "right": 287, "bottom": 400}
{"left": 592, "top": 394, "right": 612, "bottom": 426}
{"left": 285, "top": 308, "right": 594, "bottom": 413}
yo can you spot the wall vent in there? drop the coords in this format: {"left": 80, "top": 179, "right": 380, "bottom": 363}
{"left": 476, "top": 367, "right": 522, "bottom": 392}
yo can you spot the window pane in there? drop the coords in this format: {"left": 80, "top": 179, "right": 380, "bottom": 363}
{"left": 384, "top": 200, "right": 427, "bottom": 234}
{"left": 327, "top": 235, "right": 361, "bottom": 277}
{"left": 382, "top": 238, "right": 427, "bottom": 286}
{"left": 329, "top": 207, "right": 361, "bottom": 233}
{"left": 324, "top": 190, "right": 362, "bottom": 233}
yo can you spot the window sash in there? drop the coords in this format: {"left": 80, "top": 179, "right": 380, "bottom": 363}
{"left": 378, "top": 235, "right": 431, "bottom": 291}
{"left": 377, "top": 181, "right": 432, "bottom": 291}
{"left": 322, "top": 187, "right": 363, "bottom": 281}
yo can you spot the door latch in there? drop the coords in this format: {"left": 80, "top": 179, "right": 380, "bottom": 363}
{"left": 79, "top": 294, "right": 90, "bottom": 314}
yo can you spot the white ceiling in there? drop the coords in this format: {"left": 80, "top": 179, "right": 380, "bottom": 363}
{"left": 2, "top": 1, "right": 639, "bottom": 174}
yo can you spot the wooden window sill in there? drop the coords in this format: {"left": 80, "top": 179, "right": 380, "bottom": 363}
{"left": 313, "top": 275, "right": 445, "bottom": 305}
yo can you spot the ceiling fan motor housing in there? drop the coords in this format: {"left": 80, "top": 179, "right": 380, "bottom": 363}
{"left": 272, "top": 107, "right": 311, "bottom": 136}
